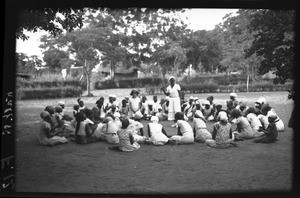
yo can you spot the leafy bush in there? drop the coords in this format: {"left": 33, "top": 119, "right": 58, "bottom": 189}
{"left": 95, "top": 77, "right": 164, "bottom": 89}
{"left": 17, "top": 86, "right": 83, "bottom": 100}
{"left": 16, "top": 79, "right": 86, "bottom": 90}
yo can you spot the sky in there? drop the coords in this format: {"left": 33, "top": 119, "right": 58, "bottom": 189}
{"left": 15, "top": 8, "right": 238, "bottom": 59}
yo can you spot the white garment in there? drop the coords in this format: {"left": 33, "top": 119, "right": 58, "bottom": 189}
{"left": 246, "top": 113, "right": 262, "bottom": 132}
{"left": 168, "top": 97, "right": 181, "bottom": 121}
{"left": 148, "top": 123, "right": 169, "bottom": 145}
{"left": 167, "top": 84, "right": 181, "bottom": 98}
{"left": 169, "top": 120, "right": 194, "bottom": 144}
{"left": 152, "top": 101, "right": 161, "bottom": 113}
{"left": 193, "top": 118, "right": 212, "bottom": 142}
{"left": 129, "top": 97, "right": 141, "bottom": 117}
{"left": 267, "top": 109, "right": 284, "bottom": 131}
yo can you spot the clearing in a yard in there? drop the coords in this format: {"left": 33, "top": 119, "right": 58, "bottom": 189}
{"left": 15, "top": 91, "right": 293, "bottom": 194}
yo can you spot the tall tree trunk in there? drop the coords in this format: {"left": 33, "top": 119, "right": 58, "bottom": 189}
{"left": 111, "top": 59, "right": 115, "bottom": 82}
{"left": 84, "top": 59, "right": 93, "bottom": 97}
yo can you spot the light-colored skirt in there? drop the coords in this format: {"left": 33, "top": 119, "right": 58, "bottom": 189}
{"left": 169, "top": 132, "right": 194, "bottom": 144}
{"left": 106, "top": 133, "right": 119, "bottom": 144}
{"left": 168, "top": 97, "right": 181, "bottom": 121}
{"left": 195, "top": 128, "right": 212, "bottom": 143}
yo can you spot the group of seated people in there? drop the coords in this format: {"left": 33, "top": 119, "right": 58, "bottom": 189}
{"left": 37, "top": 90, "right": 284, "bottom": 151}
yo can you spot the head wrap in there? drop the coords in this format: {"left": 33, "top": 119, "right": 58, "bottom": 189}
{"left": 230, "top": 92, "right": 237, "bottom": 98}
{"left": 150, "top": 116, "right": 159, "bottom": 123}
{"left": 218, "top": 111, "right": 228, "bottom": 121}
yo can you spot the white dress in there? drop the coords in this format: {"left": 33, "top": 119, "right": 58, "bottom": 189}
{"left": 193, "top": 118, "right": 212, "bottom": 143}
{"left": 128, "top": 119, "right": 146, "bottom": 142}
{"left": 246, "top": 113, "right": 262, "bottom": 132}
{"left": 166, "top": 84, "right": 181, "bottom": 121}
{"left": 129, "top": 97, "right": 141, "bottom": 117}
{"left": 169, "top": 120, "right": 194, "bottom": 144}
{"left": 106, "top": 119, "right": 121, "bottom": 144}
{"left": 148, "top": 123, "right": 169, "bottom": 146}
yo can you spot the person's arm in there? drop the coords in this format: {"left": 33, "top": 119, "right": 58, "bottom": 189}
{"left": 212, "top": 124, "right": 217, "bottom": 140}
{"left": 193, "top": 127, "right": 196, "bottom": 139}
{"left": 161, "top": 86, "right": 170, "bottom": 96}
{"left": 177, "top": 127, "right": 182, "bottom": 136}
{"left": 147, "top": 124, "right": 151, "bottom": 137}
{"left": 129, "top": 133, "right": 134, "bottom": 145}
{"left": 162, "top": 127, "right": 169, "bottom": 137}
{"left": 140, "top": 128, "right": 144, "bottom": 136}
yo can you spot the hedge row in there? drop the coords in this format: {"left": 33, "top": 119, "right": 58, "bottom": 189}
{"left": 16, "top": 79, "right": 87, "bottom": 90}
{"left": 17, "top": 86, "right": 83, "bottom": 100}
{"left": 95, "top": 77, "right": 164, "bottom": 89}
{"left": 145, "top": 82, "right": 292, "bottom": 95}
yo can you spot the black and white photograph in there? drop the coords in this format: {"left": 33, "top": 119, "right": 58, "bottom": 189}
{"left": 2, "top": 1, "right": 298, "bottom": 196}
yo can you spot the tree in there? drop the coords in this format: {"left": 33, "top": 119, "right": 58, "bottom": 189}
{"left": 16, "top": 8, "right": 85, "bottom": 40}
{"left": 42, "top": 48, "right": 71, "bottom": 71}
{"left": 245, "top": 9, "right": 295, "bottom": 84}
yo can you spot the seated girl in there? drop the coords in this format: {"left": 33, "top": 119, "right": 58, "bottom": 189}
{"left": 147, "top": 116, "right": 169, "bottom": 146}
{"left": 253, "top": 114, "right": 278, "bottom": 143}
{"left": 231, "top": 109, "right": 263, "bottom": 140}
{"left": 127, "top": 117, "right": 147, "bottom": 143}
{"left": 193, "top": 110, "right": 212, "bottom": 143}
{"left": 109, "top": 118, "right": 141, "bottom": 152}
{"left": 201, "top": 100, "right": 215, "bottom": 121}
{"left": 38, "top": 111, "right": 68, "bottom": 147}
{"left": 205, "top": 111, "right": 238, "bottom": 148}
{"left": 73, "top": 104, "right": 80, "bottom": 117}
{"left": 74, "top": 112, "right": 97, "bottom": 144}
{"left": 105, "top": 115, "right": 122, "bottom": 144}
{"left": 120, "top": 99, "right": 130, "bottom": 118}
{"left": 169, "top": 112, "right": 194, "bottom": 144}
{"left": 260, "top": 104, "right": 284, "bottom": 132}
{"left": 245, "top": 107, "right": 263, "bottom": 133}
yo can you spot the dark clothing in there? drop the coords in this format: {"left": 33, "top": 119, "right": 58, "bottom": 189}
{"left": 253, "top": 123, "right": 278, "bottom": 143}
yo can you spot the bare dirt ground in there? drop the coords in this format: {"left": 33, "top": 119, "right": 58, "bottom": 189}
{"left": 15, "top": 91, "right": 293, "bottom": 195}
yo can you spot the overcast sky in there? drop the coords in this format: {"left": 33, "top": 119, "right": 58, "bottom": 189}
{"left": 15, "top": 8, "right": 239, "bottom": 58}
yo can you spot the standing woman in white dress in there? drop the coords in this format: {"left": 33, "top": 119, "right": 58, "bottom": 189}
{"left": 161, "top": 76, "right": 182, "bottom": 121}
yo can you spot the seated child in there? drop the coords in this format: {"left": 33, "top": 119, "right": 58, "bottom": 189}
{"left": 238, "top": 102, "right": 249, "bottom": 117}
{"left": 169, "top": 112, "right": 194, "bottom": 144}
{"left": 127, "top": 117, "right": 147, "bottom": 143}
{"left": 152, "top": 95, "right": 162, "bottom": 115}
{"left": 205, "top": 111, "right": 238, "bottom": 148}
{"left": 109, "top": 118, "right": 141, "bottom": 152}
{"left": 57, "top": 101, "right": 73, "bottom": 121}
{"left": 201, "top": 100, "right": 214, "bottom": 121}
{"left": 147, "top": 116, "right": 169, "bottom": 146}
{"left": 95, "top": 97, "right": 106, "bottom": 120}
{"left": 74, "top": 112, "right": 96, "bottom": 144}
{"left": 245, "top": 107, "right": 263, "bottom": 133}
{"left": 231, "top": 109, "right": 263, "bottom": 140}
{"left": 184, "top": 96, "right": 194, "bottom": 121}
{"left": 73, "top": 104, "right": 80, "bottom": 117}
{"left": 253, "top": 114, "right": 278, "bottom": 143}
{"left": 260, "top": 104, "right": 284, "bottom": 132}
{"left": 93, "top": 121, "right": 108, "bottom": 142}
{"left": 140, "top": 95, "right": 150, "bottom": 119}
{"left": 77, "top": 98, "right": 86, "bottom": 111}
{"left": 106, "top": 116, "right": 122, "bottom": 144}
{"left": 120, "top": 99, "right": 130, "bottom": 118}
{"left": 229, "top": 92, "right": 239, "bottom": 109}
{"left": 129, "top": 89, "right": 142, "bottom": 119}
{"left": 193, "top": 110, "right": 212, "bottom": 143}
{"left": 213, "top": 104, "right": 226, "bottom": 121}
{"left": 38, "top": 111, "right": 68, "bottom": 147}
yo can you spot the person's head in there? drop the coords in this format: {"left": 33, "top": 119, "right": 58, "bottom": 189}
{"left": 268, "top": 114, "right": 278, "bottom": 123}
{"left": 174, "top": 112, "right": 184, "bottom": 122}
{"left": 160, "top": 98, "right": 165, "bottom": 105}
{"left": 169, "top": 76, "right": 175, "bottom": 86}
{"left": 125, "top": 97, "right": 129, "bottom": 102}
{"left": 245, "top": 107, "right": 256, "bottom": 116}
{"left": 130, "top": 90, "right": 139, "bottom": 98}
{"left": 121, "top": 118, "right": 130, "bottom": 129}
{"left": 40, "top": 111, "right": 51, "bottom": 123}
{"left": 44, "top": 105, "right": 55, "bottom": 115}
{"left": 231, "top": 109, "right": 242, "bottom": 119}
{"left": 229, "top": 93, "right": 237, "bottom": 101}
{"left": 196, "top": 103, "right": 201, "bottom": 110}
{"left": 73, "top": 104, "right": 80, "bottom": 111}
{"left": 92, "top": 107, "right": 100, "bottom": 116}
{"left": 261, "top": 104, "right": 271, "bottom": 116}
{"left": 80, "top": 108, "right": 93, "bottom": 120}
{"left": 75, "top": 112, "right": 86, "bottom": 123}
{"left": 77, "top": 98, "right": 84, "bottom": 107}
{"left": 55, "top": 105, "right": 63, "bottom": 113}
{"left": 189, "top": 96, "right": 194, "bottom": 104}
{"left": 239, "top": 102, "right": 247, "bottom": 112}
{"left": 153, "top": 95, "right": 158, "bottom": 102}
{"left": 216, "top": 104, "right": 222, "bottom": 112}
{"left": 218, "top": 111, "right": 228, "bottom": 123}
{"left": 96, "top": 100, "right": 104, "bottom": 109}
{"left": 207, "top": 96, "right": 214, "bottom": 103}
{"left": 204, "top": 100, "right": 210, "bottom": 110}
{"left": 121, "top": 99, "right": 127, "bottom": 107}
{"left": 99, "top": 97, "right": 104, "bottom": 102}
{"left": 151, "top": 116, "right": 159, "bottom": 124}
{"left": 58, "top": 101, "right": 65, "bottom": 109}
{"left": 141, "top": 95, "right": 147, "bottom": 103}
{"left": 255, "top": 97, "right": 267, "bottom": 110}
{"left": 227, "top": 100, "right": 233, "bottom": 109}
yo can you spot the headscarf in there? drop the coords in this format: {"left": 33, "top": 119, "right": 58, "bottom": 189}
{"left": 218, "top": 111, "right": 228, "bottom": 122}
{"left": 150, "top": 116, "right": 159, "bottom": 123}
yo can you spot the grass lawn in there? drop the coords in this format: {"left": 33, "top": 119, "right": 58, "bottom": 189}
{"left": 15, "top": 91, "right": 294, "bottom": 194}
